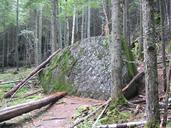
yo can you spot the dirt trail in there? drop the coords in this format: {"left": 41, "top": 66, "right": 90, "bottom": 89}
{"left": 1, "top": 96, "right": 104, "bottom": 128}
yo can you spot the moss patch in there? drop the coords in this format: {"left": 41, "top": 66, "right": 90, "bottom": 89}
{"left": 121, "top": 36, "right": 137, "bottom": 78}
{"left": 39, "top": 48, "right": 77, "bottom": 94}
{"left": 0, "top": 84, "right": 43, "bottom": 107}
{"left": 144, "top": 119, "right": 160, "bottom": 128}
{"left": 0, "top": 68, "right": 33, "bottom": 82}
{"left": 100, "top": 109, "right": 131, "bottom": 124}
{"left": 109, "top": 95, "right": 128, "bottom": 110}
{"left": 100, "top": 95, "right": 131, "bottom": 124}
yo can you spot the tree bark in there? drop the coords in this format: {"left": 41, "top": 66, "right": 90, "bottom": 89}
{"left": 71, "top": 6, "right": 76, "bottom": 45}
{"left": 159, "top": 0, "right": 167, "bottom": 92}
{"left": 0, "top": 92, "right": 67, "bottom": 122}
{"left": 15, "top": 0, "right": 19, "bottom": 71}
{"left": 81, "top": 6, "right": 85, "bottom": 41}
{"left": 34, "top": 9, "right": 39, "bottom": 66}
{"left": 51, "top": 0, "right": 58, "bottom": 52}
{"left": 111, "top": 0, "right": 123, "bottom": 99}
{"left": 123, "top": 0, "right": 130, "bottom": 46}
{"left": 38, "top": 6, "right": 43, "bottom": 64}
{"left": 139, "top": 0, "right": 143, "bottom": 58}
{"left": 161, "top": 66, "right": 171, "bottom": 128}
{"left": 142, "top": 0, "right": 160, "bottom": 126}
{"left": 87, "top": 0, "right": 91, "bottom": 39}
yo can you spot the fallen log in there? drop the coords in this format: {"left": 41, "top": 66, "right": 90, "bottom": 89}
{"left": 122, "top": 71, "right": 144, "bottom": 92}
{"left": 131, "top": 95, "right": 165, "bottom": 104}
{"left": 4, "top": 49, "right": 61, "bottom": 98}
{"left": 0, "top": 92, "right": 67, "bottom": 122}
{"left": 97, "top": 120, "right": 147, "bottom": 128}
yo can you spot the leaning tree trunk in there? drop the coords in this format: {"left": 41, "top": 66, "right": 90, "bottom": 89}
{"left": 142, "top": 0, "right": 160, "bottom": 127}
{"left": 111, "top": 0, "right": 123, "bottom": 99}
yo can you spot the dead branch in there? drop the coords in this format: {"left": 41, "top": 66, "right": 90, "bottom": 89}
{"left": 92, "top": 98, "right": 111, "bottom": 128}
{"left": 70, "top": 98, "right": 112, "bottom": 128}
{"left": 0, "top": 92, "right": 67, "bottom": 122}
{"left": 130, "top": 95, "right": 165, "bottom": 104}
{"left": 97, "top": 120, "right": 147, "bottom": 128}
{"left": 122, "top": 71, "right": 144, "bottom": 92}
{"left": 22, "top": 89, "right": 43, "bottom": 98}
{"left": 4, "top": 49, "right": 61, "bottom": 98}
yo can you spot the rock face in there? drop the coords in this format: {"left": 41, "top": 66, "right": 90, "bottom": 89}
{"left": 40, "top": 37, "right": 137, "bottom": 100}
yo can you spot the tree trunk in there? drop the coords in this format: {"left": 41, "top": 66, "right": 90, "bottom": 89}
{"left": 170, "top": 0, "right": 171, "bottom": 33}
{"left": 15, "top": 0, "right": 19, "bottom": 71}
{"left": 51, "top": 0, "right": 58, "bottom": 52}
{"left": 123, "top": 0, "right": 130, "bottom": 46}
{"left": 102, "top": 0, "right": 109, "bottom": 36}
{"left": 159, "top": 0, "right": 167, "bottom": 92}
{"left": 66, "top": 18, "right": 70, "bottom": 46}
{"left": 0, "top": 92, "right": 67, "bottom": 122}
{"left": 111, "top": 0, "right": 123, "bottom": 99}
{"left": 87, "top": 0, "right": 91, "bottom": 39}
{"left": 34, "top": 9, "right": 39, "bottom": 66}
{"left": 38, "top": 6, "right": 43, "bottom": 64}
{"left": 142, "top": 0, "right": 160, "bottom": 126}
{"left": 81, "top": 7, "right": 85, "bottom": 41}
{"left": 139, "top": 0, "right": 143, "bottom": 58}
{"left": 71, "top": 6, "right": 76, "bottom": 45}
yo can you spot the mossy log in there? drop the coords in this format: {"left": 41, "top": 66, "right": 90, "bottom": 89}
{"left": 0, "top": 92, "right": 67, "bottom": 122}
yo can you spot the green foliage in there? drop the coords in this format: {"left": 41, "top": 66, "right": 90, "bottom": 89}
{"left": 78, "top": 120, "right": 94, "bottom": 128}
{"left": 131, "top": 42, "right": 143, "bottom": 60}
{"left": 0, "top": 84, "right": 43, "bottom": 107}
{"left": 0, "top": 84, "right": 13, "bottom": 99}
{"left": 144, "top": 119, "right": 160, "bottom": 128}
{"left": 40, "top": 48, "right": 76, "bottom": 94}
{"left": 100, "top": 95, "right": 130, "bottom": 124}
{"left": 121, "top": 36, "right": 137, "bottom": 77}
{"left": 100, "top": 108, "right": 131, "bottom": 124}
{"left": 166, "top": 40, "right": 171, "bottom": 53}
{"left": 74, "top": 105, "right": 97, "bottom": 128}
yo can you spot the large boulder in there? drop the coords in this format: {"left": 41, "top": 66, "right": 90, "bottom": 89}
{"left": 39, "top": 37, "right": 138, "bottom": 100}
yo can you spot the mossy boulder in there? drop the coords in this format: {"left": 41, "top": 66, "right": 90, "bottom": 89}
{"left": 39, "top": 36, "right": 138, "bottom": 99}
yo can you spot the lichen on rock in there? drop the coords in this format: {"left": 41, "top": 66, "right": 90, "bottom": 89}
{"left": 39, "top": 36, "right": 138, "bottom": 99}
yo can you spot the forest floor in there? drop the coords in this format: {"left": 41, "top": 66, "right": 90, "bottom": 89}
{"left": 0, "top": 65, "right": 171, "bottom": 128}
